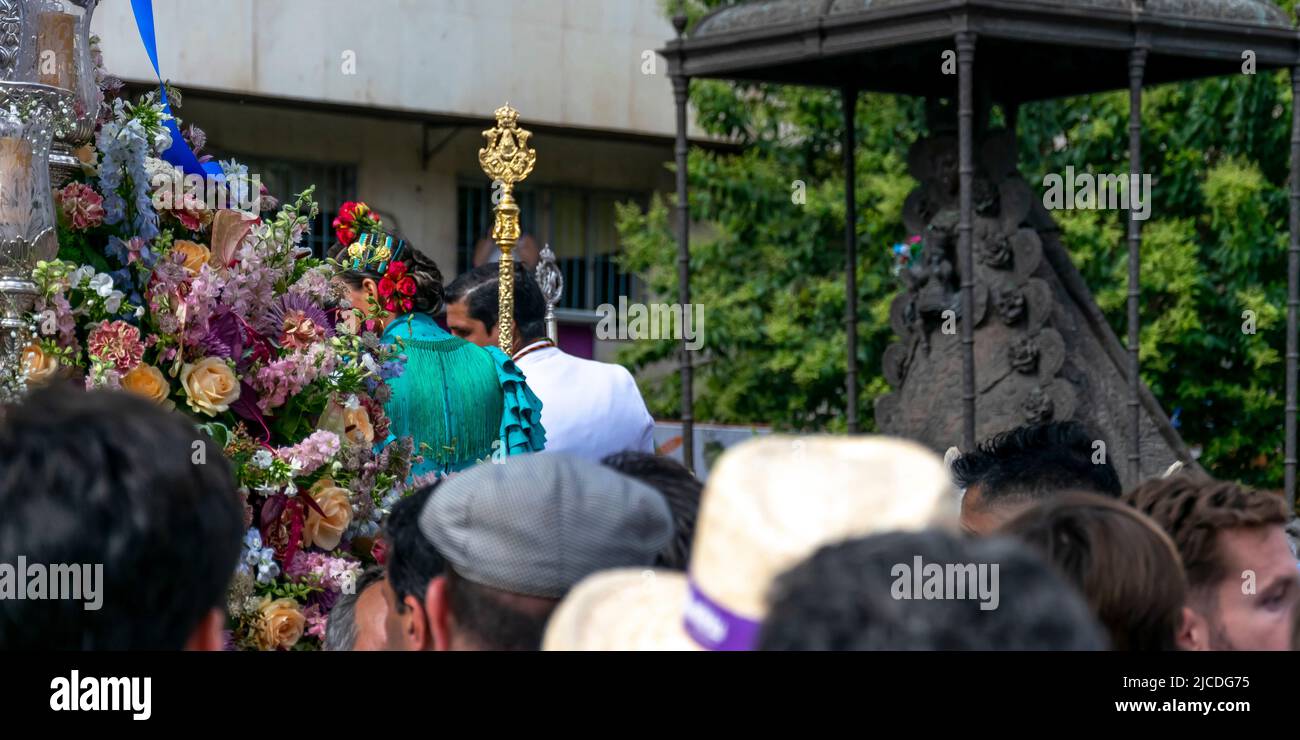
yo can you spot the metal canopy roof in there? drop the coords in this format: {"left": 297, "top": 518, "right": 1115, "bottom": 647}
{"left": 661, "top": 0, "right": 1299, "bottom": 102}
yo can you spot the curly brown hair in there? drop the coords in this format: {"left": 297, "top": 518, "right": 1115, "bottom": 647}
{"left": 1124, "top": 474, "right": 1289, "bottom": 597}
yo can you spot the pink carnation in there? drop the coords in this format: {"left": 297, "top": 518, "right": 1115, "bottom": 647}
{"left": 87, "top": 320, "right": 145, "bottom": 371}
{"left": 55, "top": 182, "right": 106, "bottom": 230}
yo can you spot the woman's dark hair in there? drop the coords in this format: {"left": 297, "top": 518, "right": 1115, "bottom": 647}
{"left": 332, "top": 235, "right": 445, "bottom": 315}
{"left": 1002, "top": 492, "right": 1188, "bottom": 651}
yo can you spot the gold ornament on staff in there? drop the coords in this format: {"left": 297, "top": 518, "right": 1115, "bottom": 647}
{"left": 478, "top": 104, "right": 536, "bottom": 354}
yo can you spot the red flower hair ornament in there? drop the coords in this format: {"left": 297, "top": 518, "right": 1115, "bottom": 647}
{"left": 377, "top": 260, "right": 417, "bottom": 314}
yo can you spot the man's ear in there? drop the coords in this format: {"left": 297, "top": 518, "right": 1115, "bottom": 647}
{"left": 1177, "top": 606, "right": 1210, "bottom": 651}
{"left": 402, "top": 593, "right": 430, "bottom": 651}
{"left": 184, "top": 608, "right": 226, "bottom": 651}
{"left": 425, "top": 575, "right": 452, "bottom": 652}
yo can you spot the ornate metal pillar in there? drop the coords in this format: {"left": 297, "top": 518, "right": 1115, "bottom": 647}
{"left": 842, "top": 86, "right": 859, "bottom": 433}
{"left": 1127, "top": 42, "right": 1149, "bottom": 485}
{"left": 672, "top": 13, "right": 694, "bottom": 470}
{"left": 1287, "top": 64, "right": 1300, "bottom": 508}
{"left": 956, "top": 31, "right": 977, "bottom": 450}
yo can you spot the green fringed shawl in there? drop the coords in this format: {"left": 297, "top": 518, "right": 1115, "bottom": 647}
{"left": 383, "top": 314, "right": 505, "bottom": 476}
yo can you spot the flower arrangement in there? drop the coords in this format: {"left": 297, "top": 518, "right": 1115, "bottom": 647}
{"left": 331, "top": 201, "right": 382, "bottom": 247}
{"left": 28, "top": 40, "right": 417, "bottom": 650}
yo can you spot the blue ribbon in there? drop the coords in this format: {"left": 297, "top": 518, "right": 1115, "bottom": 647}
{"left": 128, "top": 0, "right": 223, "bottom": 178}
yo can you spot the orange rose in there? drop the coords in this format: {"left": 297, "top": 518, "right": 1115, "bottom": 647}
{"left": 255, "top": 597, "right": 305, "bottom": 651}
{"left": 343, "top": 405, "right": 374, "bottom": 446}
{"left": 20, "top": 344, "right": 58, "bottom": 384}
{"left": 304, "top": 479, "right": 353, "bottom": 551}
{"left": 172, "top": 239, "right": 211, "bottom": 275}
{"left": 179, "top": 357, "right": 240, "bottom": 417}
{"left": 121, "top": 363, "right": 172, "bottom": 407}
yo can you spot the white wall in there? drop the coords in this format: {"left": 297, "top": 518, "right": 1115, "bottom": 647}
{"left": 92, "top": 0, "right": 686, "bottom": 137}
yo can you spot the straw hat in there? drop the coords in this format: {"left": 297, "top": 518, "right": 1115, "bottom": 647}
{"left": 542, "top": 434, "right": 955, "bottom": 651}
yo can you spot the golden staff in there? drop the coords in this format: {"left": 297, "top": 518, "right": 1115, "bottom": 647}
{"left": 478, "top": 104, "right": 536, "bottom": 354}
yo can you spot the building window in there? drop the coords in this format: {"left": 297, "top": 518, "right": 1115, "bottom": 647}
{"left": 456, "top": 182, "right": 644, "bottom": 311}
{"left": 223, "top": 155, "right": 358, "bottom": 257}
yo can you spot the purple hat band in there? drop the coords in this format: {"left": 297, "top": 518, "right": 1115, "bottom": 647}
{"left": 683, "top": 579, "right": 761, "bottom": 651}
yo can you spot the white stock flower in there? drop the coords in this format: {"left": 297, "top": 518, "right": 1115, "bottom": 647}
{"left": 88, "top": 273, "right": 114, "bottom": 298}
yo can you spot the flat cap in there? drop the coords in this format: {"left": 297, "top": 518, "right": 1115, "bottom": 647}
{"left": 418, "top": 453, "right": 673, "bottom": 599}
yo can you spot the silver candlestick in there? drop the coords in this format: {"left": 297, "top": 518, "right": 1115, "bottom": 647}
{"left": 0, "top": 0, "right": 74, "bottom": 401}
{"left": 38, "top": 0, "right": 100, "bottom": 187}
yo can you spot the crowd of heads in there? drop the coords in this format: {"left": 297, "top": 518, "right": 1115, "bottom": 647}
{"left": 1, "top": 386, "right": 1297, "bottom": 652}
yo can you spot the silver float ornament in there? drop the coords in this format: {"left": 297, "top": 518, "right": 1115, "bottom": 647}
{"left": 0, "top": 0, "right": 73, "bottom": 401}
{"left": 36, "top": 0, "right": 98, "bottom": 188}
{"left": 537, "top": 242, "right": 563, "bottom": 343}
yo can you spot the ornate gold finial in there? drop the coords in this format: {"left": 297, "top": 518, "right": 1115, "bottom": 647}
{"left": 479, "top": 104, "right": 536, "bottom": 353}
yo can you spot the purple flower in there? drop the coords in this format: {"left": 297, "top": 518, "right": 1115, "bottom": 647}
{"left": 259, "top": 293, "right": 334, "bottom": 348}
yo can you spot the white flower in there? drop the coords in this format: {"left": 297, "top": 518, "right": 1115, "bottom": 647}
{"left": 344, "top": 394, "right": 360, "bottom": 411}
{"left": 88, "top": 273, "right": 113, "bottom": 298}
{"left": 251, "top": 449, "right": 273, "bottom": 469}
{"left": 105, "top": 291, "right": 124, "bottom": 314}
{"left": 361, "top": 354, "right": 379, "bottom": 375}
{"left": 284, "top": 481, "right": 298, "bottom": 497}
{"left": 69, "top": 265, "right": 93, "bottom": 287}
{"left": 134, "top": 305, "right": 145, "bottom": 319}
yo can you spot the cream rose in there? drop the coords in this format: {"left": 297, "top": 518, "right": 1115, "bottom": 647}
{"left": 121, "top": 363, "right": 171, "bottom": 406}
{"left": 179, "top": 357, "right": 240, "bottom": 417}
{"left": 172, "top": 239, "right": 211, "bottom": 275}
{"left": 255, "top": 597, "right": 305, "bottom": 651}
{"left": 304, "top": 478, "right": 353, "bottom": 551}
{"left": 343, "top": 405, "right": 374, "bottom": 446}
{"left": 20, "top": 344, "right": 58, "bottom": 384}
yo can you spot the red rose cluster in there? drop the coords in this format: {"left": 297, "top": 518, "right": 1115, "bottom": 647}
{"left": 377, "top": 261, "right": 418, "bottom": 314}
{"left": 332, "top": 201, "right": 382, "bottom": 247}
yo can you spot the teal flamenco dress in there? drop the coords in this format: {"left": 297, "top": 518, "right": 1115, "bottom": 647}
{"left": 381, "top": 312, "right": 545, "bottom": 477}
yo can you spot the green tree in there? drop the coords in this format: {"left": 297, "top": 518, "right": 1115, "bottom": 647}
{"left": 619, "top": 0, "right": 1297, "bottom": 488}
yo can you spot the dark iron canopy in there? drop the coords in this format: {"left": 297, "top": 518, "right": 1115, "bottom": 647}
{"left": 670, "top": 0, "right": 1296, "bottom": 97}
{"left": 658, "top": 0, "right": 1300, "bottom": 505}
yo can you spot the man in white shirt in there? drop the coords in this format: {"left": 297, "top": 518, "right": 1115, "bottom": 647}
{"left": 445, "top": 263, "right": 656, "bottom": 461}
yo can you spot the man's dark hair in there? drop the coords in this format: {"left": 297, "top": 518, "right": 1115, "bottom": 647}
{"left": 323, "top": 566, "right": 387, "bottom": 651}
{"left": 1002, "top": 492, "right": 1187, "bottom": 651}
{"left": 384, "top": 483, "right": 444, "bottom": 612}
{"left": 0, "top": 387, "right": 243, "bottom": 649}
{"left": 445, "top": 262, "right": 547, "bottom": 341}
{"left": 951, "top": 421, "right": 1121, "bottom": 503}
{"left": 758, "top": 530, "right": 1108, "bottom": 650}
{"left": 602, "top": 451, "right": 700, "bottom": 570}
{"left": 443, "top": 566, "right": 557, "bottom": 651}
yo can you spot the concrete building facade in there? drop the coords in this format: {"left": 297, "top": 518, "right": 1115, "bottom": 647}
{"left": 93, "top": 0, "right": 688, "bottom": 355}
